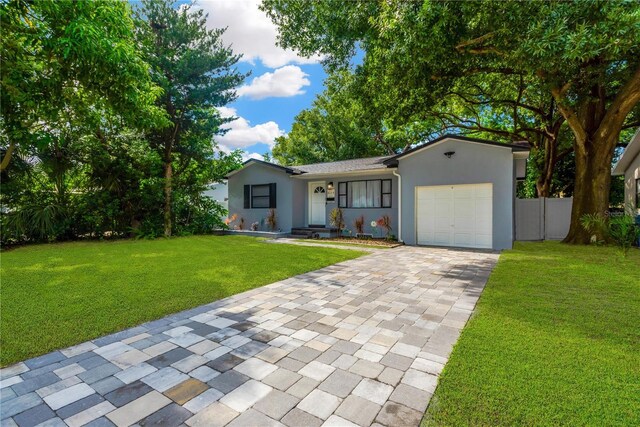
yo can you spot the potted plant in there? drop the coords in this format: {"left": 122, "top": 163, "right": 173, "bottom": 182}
{"left": 329, "top": 208, "right": 345, "bottom": 235}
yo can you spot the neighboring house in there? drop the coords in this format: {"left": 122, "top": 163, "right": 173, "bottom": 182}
{"left": 203, "top": 181, "right": 229, "bottom": 211}
{"left": 612, "top": 128, "right": 640, "bottom": 214}
{"left": 226, "top": 135, "right": 529, "bottom": 250}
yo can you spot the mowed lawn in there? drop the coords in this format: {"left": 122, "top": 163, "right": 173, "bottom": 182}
{"left": 1, "top": 235, "right": 364, "bottom": 366}
{"left": 423, "top": 242, "right": 640, "bottom": 426}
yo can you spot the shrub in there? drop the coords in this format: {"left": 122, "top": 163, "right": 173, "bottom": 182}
{"left": 377, "top": 215, "right": 392, "bottom": 237}
{"left": 329, "top": 208, "right": 345, "bottom": 230}
{"left": 266, "top": 208, "right": 277, "bottom": 231}
{"left": 354, "top": 215, "right": 365, "bottom": 234}
{"left": 251, "top": 221, "right": 259, "bottom": 231}
{"left": 581, "top": 212, "right": 639, "bottom": 256}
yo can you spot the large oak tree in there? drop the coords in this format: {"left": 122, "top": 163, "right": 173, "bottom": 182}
{"left": 262, "top": 0, "right": 640, "bottom": 243}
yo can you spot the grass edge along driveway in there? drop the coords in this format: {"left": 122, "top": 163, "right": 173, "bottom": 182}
{"left": 1, "top": 235, "right": 365, "bottom": 366}
{"left": 422, "top": 242, "right": 640, "bottom": 426}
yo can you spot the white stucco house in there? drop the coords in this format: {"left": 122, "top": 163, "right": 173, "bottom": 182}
{"left": 225, "top": 135, "right": 530, "bottom": 250}
{"left": 612, "top": 128, "right": 640, "bottom": 214}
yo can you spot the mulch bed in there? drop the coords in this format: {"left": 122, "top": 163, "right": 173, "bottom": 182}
{"left": 318, "top": 237, "right": 403, "bottom": 248}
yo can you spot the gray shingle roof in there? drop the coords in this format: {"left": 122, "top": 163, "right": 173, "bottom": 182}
{"left": 291, "top": 156, "right": 392, "bottom": 174}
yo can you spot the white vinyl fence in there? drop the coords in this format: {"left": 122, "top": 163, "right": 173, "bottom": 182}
{"left": 515, "top": 197, "right": 573, "bottom": 241}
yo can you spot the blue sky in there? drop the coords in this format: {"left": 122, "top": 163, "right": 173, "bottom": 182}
{"left": 174, "top": 0, "right": 329, "bottom": 161}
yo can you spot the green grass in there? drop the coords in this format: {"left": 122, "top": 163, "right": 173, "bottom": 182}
{"left": 423, "top": 242, "right": 640, "bottom": 426}
{"left": 0, "top": 235, "right": 364, "bottom": 366}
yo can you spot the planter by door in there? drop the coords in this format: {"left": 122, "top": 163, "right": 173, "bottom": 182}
{"left": 309, "top": 181, "right": 326, "bottom": 226}
{"left": 416, "top": 183, "right": 493, "bottom": 249}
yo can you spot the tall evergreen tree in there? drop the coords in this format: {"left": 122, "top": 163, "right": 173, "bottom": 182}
{"left": 136, "top": 0, "right": 245, "bottom": 236}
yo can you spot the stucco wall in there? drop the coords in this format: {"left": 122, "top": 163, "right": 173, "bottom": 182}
{"left": 397, "top": 139, "right": 515, "bottom": 249}
{"left": 227, "top": 163, "right": 294, "bottom": 232}
{"left": 624, "top": 150, "right": 640, "bottom": 214}
{"left": 293, "top": 173, "right": 398, "bottom": 236}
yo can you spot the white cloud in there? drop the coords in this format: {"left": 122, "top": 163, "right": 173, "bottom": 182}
{"left": 237, "top": 65, "right": 310, "bottom": 100}
{"left": 215, "top": 107, "right": 284, "bottom": 150}
{"left": 193, "top": 0, "right": 322, "bottom": 68}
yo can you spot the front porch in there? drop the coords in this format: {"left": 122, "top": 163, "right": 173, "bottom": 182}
{"left": 290, "top": 226, "right": 340, "bottom": 239}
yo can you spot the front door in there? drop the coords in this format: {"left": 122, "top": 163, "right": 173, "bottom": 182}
{"left": 309, "top": 181, "right": 326, "bottom": 226}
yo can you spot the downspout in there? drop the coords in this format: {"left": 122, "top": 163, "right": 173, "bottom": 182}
{"left": 393, "top": 169, "right": 403, "bottom": 243}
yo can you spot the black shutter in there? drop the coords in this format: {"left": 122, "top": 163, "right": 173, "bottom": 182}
{"left": 269, "top": 183, "right": 277, "bottom": 208}
{"left": 244, "top": 185, "right": 251, "bottom": 208}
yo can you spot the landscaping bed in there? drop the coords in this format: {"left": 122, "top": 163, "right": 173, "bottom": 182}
{"left": 422, "top": 242, "right": 640, "bottom": 426}
{"left": 316, "top": 236, "right": 403, "bottom": 248}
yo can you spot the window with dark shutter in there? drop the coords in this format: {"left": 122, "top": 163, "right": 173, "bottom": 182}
{"left": 244, "top": 185, "right": 250, "bottom": 209}
{"left": 269, "top": 183, "right": 277, "bottom": 208}
{"left": 248, "top": 183, "right": 276, "bottom": 209}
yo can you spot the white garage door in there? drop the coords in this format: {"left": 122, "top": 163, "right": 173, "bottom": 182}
{"left": 416, "top": 184, "right": 493, "bottom": 249}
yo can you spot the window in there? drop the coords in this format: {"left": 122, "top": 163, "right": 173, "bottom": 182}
{"left": 244, "top": 183, "right": 276, "bottom": 209}
{"left": 636, "top": 178, "right": 640, "bottom": 209}
{"left": 338, "top": 179, "right": 392, "bottom": 208}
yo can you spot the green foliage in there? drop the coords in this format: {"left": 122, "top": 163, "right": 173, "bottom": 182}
{"left": 0, "top": 0, "right": 245, "bottom": 246}
{"left": 272, "top": 70, "right": 411, "bottom": 165}
{"left": 135, "top": 0, "right": 246, "bottom": 235}
{"left": 581, "top": 213, "right": 640, "bottom": 256}
{"left": 263, "top": 0, "right": 640, "bottom": 239}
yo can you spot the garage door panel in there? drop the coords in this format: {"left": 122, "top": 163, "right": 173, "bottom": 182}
{"left": 416, "top": 184, "right": 493, "bottom": 249}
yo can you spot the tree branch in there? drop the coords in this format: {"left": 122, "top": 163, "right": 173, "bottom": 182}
{"left": 0, "top": 142, "right": 16, "bottom": 172}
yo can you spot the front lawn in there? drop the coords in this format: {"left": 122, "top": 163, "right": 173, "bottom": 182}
{"left": 0, "top": 235, "right": 364, "bottom": 366}
{"left": 423, "top": 242, "right": 640, "bottom": 426}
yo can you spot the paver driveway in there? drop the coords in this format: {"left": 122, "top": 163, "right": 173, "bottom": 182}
{"left": 1, "top": 246, "right": 498, "bottom": 427}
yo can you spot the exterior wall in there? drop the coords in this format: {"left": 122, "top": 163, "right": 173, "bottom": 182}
{"left": 623, "top": 151, "right": 640, "bottom": 214}
{"left": 398, "top": 139, "right": 515, "bottom": 249}
{"left": 202, "top": 182, "right": 228, "bottom": 211}
{"left": 293, "top": 173, "right": 399, "bottom": 237}
{"left": 227, "top": 163, "right": 294, "bottom": 232}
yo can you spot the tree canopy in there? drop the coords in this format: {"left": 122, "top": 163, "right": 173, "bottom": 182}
{"left": 262, "top": 0, "right": 640, "bottom": 242}
{"left": 0, "top": 0, "right": 243, "bottom": 245}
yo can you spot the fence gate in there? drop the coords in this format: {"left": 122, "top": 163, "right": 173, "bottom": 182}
{"left": 515, "top": 197, "right": 573, "bottom": 241}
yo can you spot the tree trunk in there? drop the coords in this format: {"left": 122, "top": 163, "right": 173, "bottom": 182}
{"left": 163, "top": 158, "right": 172, "bottom": 237}
{"left": 0, "top": 141, "right": 16, "bottom": 172}
{"left": 563, "top": 135, "right": 616, "bottom": 244}
{"left": 535, "top": 138, "right": 556, "bottom": 198}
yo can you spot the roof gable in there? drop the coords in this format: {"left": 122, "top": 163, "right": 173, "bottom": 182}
{"left": 383, "top": 134, "right": 530, "bottom": 165}
{"left": 612, "top": 128, "right": 640, "bottom": 175}
{"left": 225, "top": 158, "right": 301, "bottom": 178}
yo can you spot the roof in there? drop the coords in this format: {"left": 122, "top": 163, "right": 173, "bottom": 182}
{"left": 293, "top": 156, "right": 392, "bottom": 174}
{"left": 612, "top": 128, "right": 640, "bottom": 175}
{"left": 383, "top": 134, "right": 530, "bottom": 165}
{"left": 226, "top": 134, "right": 530, "bottom": 178}
{"left": 225, "top": 158, "right": 303, "bottom": 178}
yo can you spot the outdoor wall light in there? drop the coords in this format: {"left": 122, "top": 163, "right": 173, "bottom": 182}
{"left": 327, "top": 182, "right": 334, "bottom": 189}
{"left": 444, "top": 151, "right": 456, "bottom": 158}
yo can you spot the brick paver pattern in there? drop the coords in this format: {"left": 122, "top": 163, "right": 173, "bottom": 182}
{"left": 1, "top": 246, "right": 498, "bottom": 427}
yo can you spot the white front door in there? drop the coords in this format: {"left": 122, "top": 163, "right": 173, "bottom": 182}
{"left": 309, "top": 181, "right": 326, "bottom": 225}
{"left": 416, "top": 183, "right": 493, "bottom": 249}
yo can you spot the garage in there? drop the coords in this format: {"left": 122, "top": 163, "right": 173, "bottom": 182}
{"left": 416, "top": 183, "right": 493, "bottom": 249}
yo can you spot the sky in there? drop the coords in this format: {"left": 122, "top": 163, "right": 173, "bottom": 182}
{"left": 184, "top": 0, "right": 328, "bottom": 161}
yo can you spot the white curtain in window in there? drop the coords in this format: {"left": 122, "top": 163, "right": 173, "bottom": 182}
{"left": 348, "top": 181, "right": 367, "bottom": 207}
{"left": 367, "top": 180, "right": 381, "bottom": 207}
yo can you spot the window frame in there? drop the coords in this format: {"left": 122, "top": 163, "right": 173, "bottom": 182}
{"left": 246, "top": 183, "right": 276, "bottom": 209}
{"left": 636, "top": 178, "right": 640, "bottom": 209}
{"left": 337, "top": 178, "right": 392, "bottom": 209}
